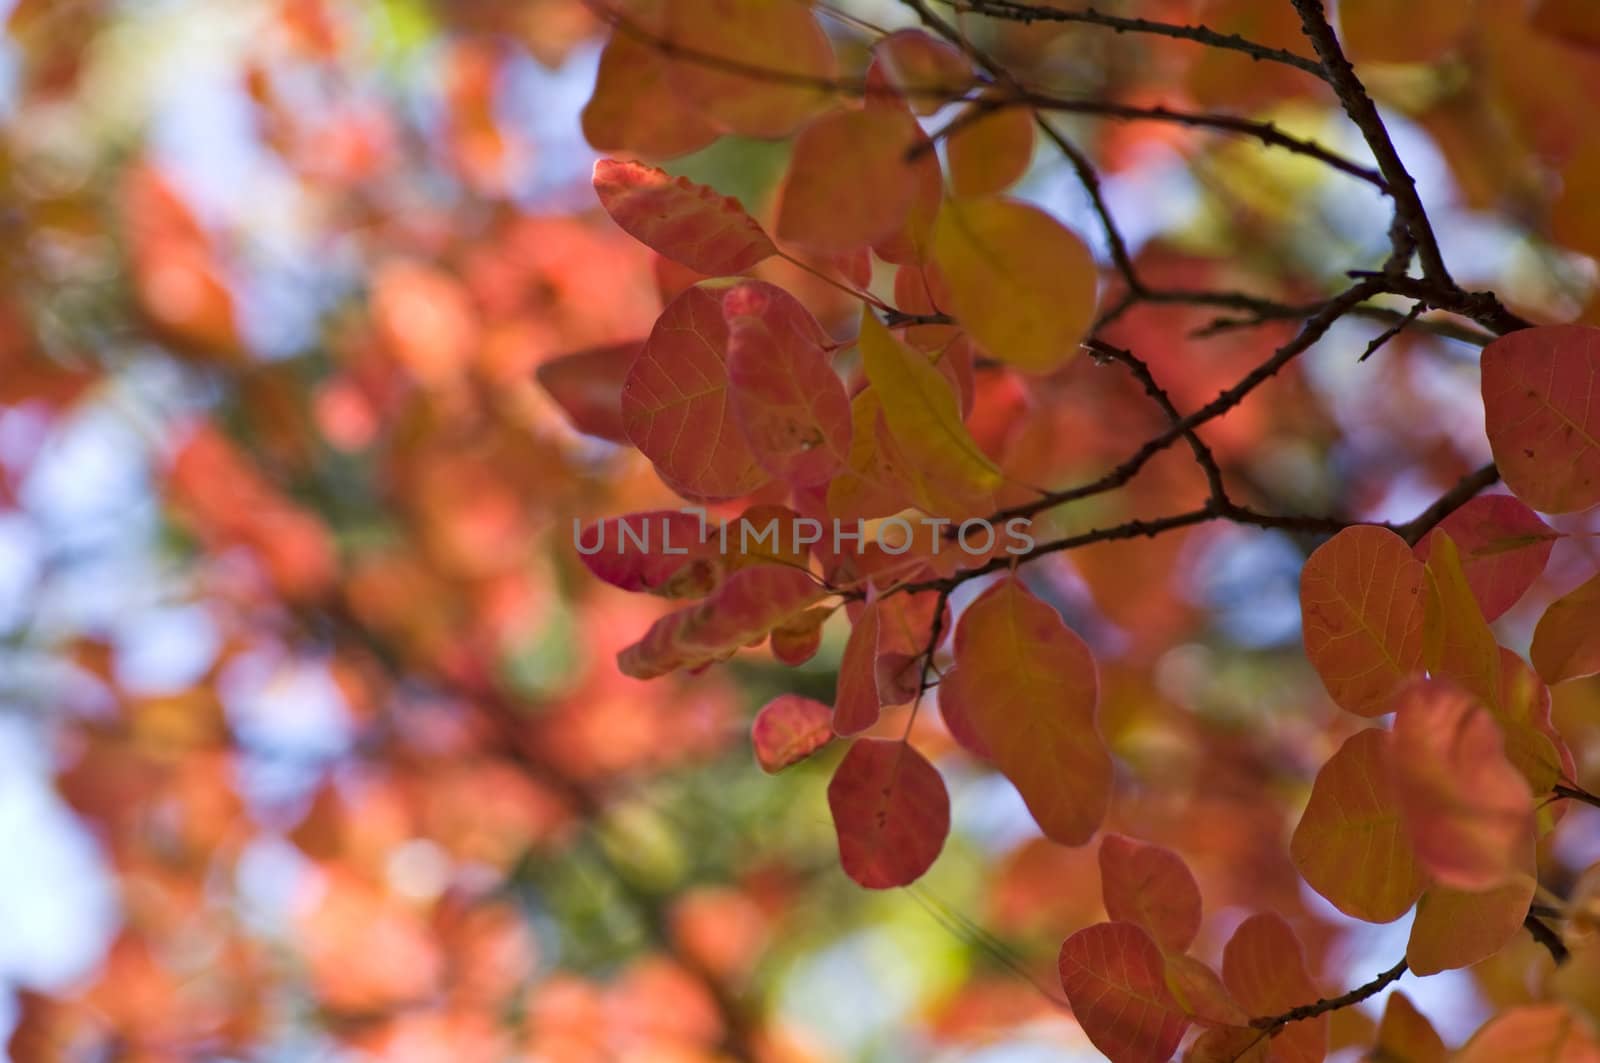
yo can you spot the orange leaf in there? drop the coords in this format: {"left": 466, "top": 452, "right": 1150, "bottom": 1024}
{"left": 1406, "top": 854, "right": 1536, "bottom": 975}
{"left": 1221, "top": 913, "right": 1327, "bottom": 1063}
{"left": 722, "top": 281, "right": 851, "bottom": 487}
{"left": 1373, "top": 993, "right": 1446, "bottom": 1063}
{"left": 874, "top": 29, "right": 974, "bottom": 115}
{"left": 593, "top": 159, "right": 776, "bottom": 277}
{"left": 1099, "top": 834, "right": 1203, "bottom": 954}
{"left": 932, "top": 197, "right": 1098, "bottom": 372}
{"left": 581, "top": 31, "right": 719, "bottom": 159}
{"left": 1337, "top": 0, "right": 1470, "bottom": 64}
{"left": 622, "top": 283, "right": 770, "bottom": 501}
{"left": 1058, "top": 921, "right": 1191, "bottom": 1063}
{"left": 1290, "top": 728, "right": 1427, "bottom": 923}
{"left": 827, "top": 738, "right": 949, "bottom": 889}
{"left": 751, "top": 695, "right": 834, "bottom": 773}
{"left": 1164, "top": 954, "right": 1248, "bottom": 1028}
{"left": 576, "top": 511, "right": 720, "bottom": 599}
{"left": 617, "top": 566, "right": 825, "bottom": 679}
{"left": 1391, "top": 679, "right": 1535, "bottom": 891}
{"left": 1456, "top": 1005, "right": 1600, "bottom": 1063}
{"left": 1532, "top": 571, "right": 1600, "bottom": 684}
{"left": 776, "top": 106, "right": 922, "bottom": 255}
{"left": 536, "top": 341, "right": 639, "bottom": 443}
{"left": 1413, "top": 495, "right": 1558, "bottom": 621}
{"left": 1481, "top": 324, "right": 1600, "bottom": 514}
{"left": 939, "top": 578, "right": 1111, "bottom": 845}
{"left": 1299, "top": 525, "right": 1426, "bottom": 717}
{"left": 661, "top": 0, "right": 835, "bottom": 138}
{"left": 1421, "top": 531, "right": 1502, "bottom": 708}
{"left": 948, "top": 101, "right": 1036, "bottom": 198}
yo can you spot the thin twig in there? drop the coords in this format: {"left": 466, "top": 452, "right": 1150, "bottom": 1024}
{"left": 1249, "top": 957, "right": 1408, "bottom": 1031}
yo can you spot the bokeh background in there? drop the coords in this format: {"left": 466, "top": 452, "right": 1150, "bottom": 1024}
{"left": 2, "top": 1, "right": 1600, "bottom": 1060}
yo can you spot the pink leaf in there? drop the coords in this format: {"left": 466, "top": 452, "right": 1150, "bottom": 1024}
{"left": 752, "top": 695, "right": 834, "bottom": 773}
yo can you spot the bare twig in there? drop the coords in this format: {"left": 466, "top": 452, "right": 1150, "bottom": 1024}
{"left": 1250, "top": 957, "right": 1408, "bottom": 1031}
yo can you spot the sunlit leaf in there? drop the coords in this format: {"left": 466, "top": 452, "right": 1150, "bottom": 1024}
{"left": 827, "top": 738, "right": 949, "bottom": 889}
{"left": 932, "top": 197, "right": 1097, "bottom": 372}
{"left": 939, "top": 578, "right": 1111, "bottom": 845}
{"left": 1406, "top": 850, "right": 1536, "bottom": 975}
{"left": 751, "top": 694, "right": 834, "bottom": 773}
{"left": 622, "top": 283, "right": 770, "bottom": 501}
{"left": 1413, "top": 495, "right": 1558, "bottom": 620}
{"left": 1421, "top": 531, "right": 1502, "bottom": 706}
{"left": 1455, "top": 1005, "right": 1600, "bottom": 1063}
{"left": 582, "top": 31, "right": 719, "bottom": 159}
{"left": 1099, "top": 834, "right": 1203, "bottom": 954}
{"left": 722, "top": 281, "right": 851, "bottom": 486}
{"left": 1532, "top": 571, "right": 1600, "bottom": 684}
{"left": 874, "top": 29, "right": 974, "bottom": 115}
{"left": 1290, "top": 728, "right": 1427, "bottom": 923}
{"left": 1481, "top": 324, "right": 1600, "bottom": 514}
{"left": 1221, "top": 912, "right": 1327, "bottom": 1063}
{"left": 593, "top": 159, "right": 776, "bottom": 277}
{"left": 947, "top": 100, "right": 1035, "bottom": 198}
{"left": 1059, "top": 921, "right": 1191, "bottom": 1063}
{"left": 1299, "top": 525, "right": 1426, "bottom": 717}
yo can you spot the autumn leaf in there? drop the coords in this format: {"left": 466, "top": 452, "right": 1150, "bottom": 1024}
{"left": 1372, "top": 993, "right": 1446, "bottom": 1063}
{"left": 1406, "top": 851, "right": 1536, "bottom": 975}
{"left": 1481, "top": 324, "right": 1600, "bottom": 513}
{"left": 858, "top": 310, "right": 1001, "bottom": 516}
{"left": 931, "top": 197, "right": 1098, "bottom": 372}
{"left": 659, "top": 0, "right": 835, "bottom": 138}
{"left": 1059, "top": 921, "right": 1192, "bottom": 1063}
{"left": 751, "top": 695, "right": 834, "bottom": 773}
{"left": 938, "top": 578, "right": 1112, "bottom": 846}
{"left": 1290, "top": 728, "right": 1427, "bottom": 923}
{"left": 576, "top": 511, "right": 719, "bottom": 598}
{"left": 593, "top": 159, "right": 776, "bottom": 277}
{"left": 776, "top": 106, "right": 922, "bottom": 255}
{"left": 617, "top": 565, "right": 826, "bottom": 679}
{"left": 722, "top": 281, "right": 851, "bottom": 486}
{"left": 621, "top": 282, "right": 770, "bottom": 501}
{"left": 1099, "top": 834, "right": 1203, "bottom": 954}
{"left": 1221, "top": 913, "right": 1327, "bottom": 1063}
{"left": 1299, "top": 525, "right": 1426, "bottom": 717}
{"left": 1390, "top": 678, "right": 1535, "bottom": 891}
{"left": 1413, "top": 494, "right": 1558, "bottom": 621}
{"left": 1531, "top": 571, "right": 1600, "bottom": 684}
{"left": 947, "top": 100, "right": 1035, "bottom": 199}
{"left": 1421, "top": 531, "right": 1502, "bottom": 706}
{"left": 581, "top": 31, "right": 718, "bottom": 159}
{"left": 874, "top": 29, "right": 973, "bottom": 115}
{"left": 827, "top": 738, "right": 949, "bottom": 889}
{"left": 1455, "top": 1005, "right": 1600, "bottom": 1063}
{"left": 833, "top": 601, "right": 883, "bottom": 736}
{"left": 537, "top": 341, "right": 639, "bottom": 443}
{"left": 825, "top": 389, "right": 919, "bottom": 522}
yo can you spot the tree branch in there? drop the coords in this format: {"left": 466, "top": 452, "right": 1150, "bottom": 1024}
{"left": 1394, "top": 463, "right": 1499, "bottom": 545}
{"left": 1250, "top": 957, "right": 1408, "bottom": 1031}
{"left": 1289, "top": 0, "right": 1451, "bottom": 284}
{"left": 949, "top": 0, "right": 1328, "bottom": 80}
{"left": 1554, "top": 783, "right": 1600, "bottom": 811}
{"left": 1524, "top": 913, "right": 1570, "bottom": 965}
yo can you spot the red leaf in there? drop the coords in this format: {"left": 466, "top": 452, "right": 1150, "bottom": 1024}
{"left": 1099, "top": 834, "right": 1203, "bottom": 954}
{"left": 827, "top": 738, "right": 949, "bottom": 889}
{"left": 622, "top": 283, "right": 771, "bottom": 501}
{"left": 1221, "top": 913, "right": 1327, "bottom": 1063}
{"left": 576, "top": 511, "right": 719, "bottom": 598}
{"left": 1413, "top": 495, "right": 1558, "bottom": 620}
{"left": 1058, "top": 922, "right": 1191, "bottom": 1063}
{"left": 617, "top": 566, "right": 825, "bottom": 679}
{"left": 751, "top": 695, "right": 834, "bottom": 773}
{"left": 1299, "top": 525, "right": 1426, "bottom": 716}
{"left": 1391, "top": 678, "right": 1534, "bottom": 891}
{"left": 536, "top": 342, "right": 639, "bottom": 443}
{"left": 722, "top": 281, "right": 851, "bottom": 486}
{"left": 1481, "top": 323, "right": 1600, "bottom": 513}
{"left": 593, "top": 159, "right": 776, "bottom": 277}
{"left": 833, "top": 601, "right": 883, "bottom": 736}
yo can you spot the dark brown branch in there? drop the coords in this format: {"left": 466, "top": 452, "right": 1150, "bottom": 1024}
{"left": 994, "top": 277, "right": 1389, "bottom": 526}
{"left": 1289, "top": 0, "right": 1450, "bottom": 284}
{"left": 1393, "top": 463, "right": 1499, "bottom": 545}
{"left": 1250, "top": 957, "right": 1408, "bottom": 1031}
{"left": 1554, "top": 784, "right": 1600, "bottom": 811}
{"left": 950, "top": 0, "right": 1328, "bottom": 80}
{"left": 1524, "top": 914, "right": 1570, "bottom": 965}
{"left": 1358, "top": 301, "right": 1424, "bottom": 361}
